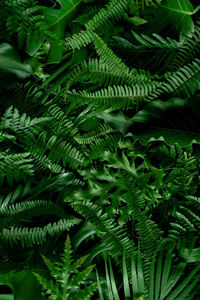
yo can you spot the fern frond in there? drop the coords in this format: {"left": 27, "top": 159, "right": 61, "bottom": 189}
{"left": 171, "top": 20, "right": 200, "bottom": 70}
{"left": 66, "top": 58, "right": 135, "bottom": 90}
{"left": 0, "top": 106, "right": 51, "bottom": 143}
{"left": 1, "top": 106, "right": 51, "bottom": 131}
{"left": 30, "top": 132, "right": 86, "bottom": 168}
{"left": 74, "top": 124, "right": 113, "bottom": 144}
{"left": 1, "top": 219, "right": 80, "bottom": 247}
{"left": 70, "top": 201, "right": 133, "bottom": 260}
{"left": 0, "top": 181, "right": 31, "bottom": 209}
{"left": 65, "top": 30, "right": 96, "bottom": 50}
{"left": 33, "top": 272, "right": 58, "bottom": 298}
{"left": 94, "top": 35, "right": 134, "bottom": 83}
{"left": 2, "top": 0, "right": 46, "bottom": 50}
{"left": 70, "top": 264, "right": 95, "bottom": 286}
{"left": 134, "top": 0, "right": 163, "bottom": 8}
{"left": 67, "top": 83, "right": 162, "bottom": 108}
{"left": 65, "top": 0, "right": 129, "bottom": 50}
{"left": 34, "top": 235, "right": 97, "bottom": 299}
{"left": 44, "top": 104, "right": 78, "bottom": 137}
{"left": 85, "top": 0, "right": 129, "bottom": 32}
{"left": 0, "top": 200, "right": 66, "bottom": 218}
{"left": 131, "top": 31, "right": 183, "bottom": 50}
{"left": 0, "top": 131, "right": 16, "bottom": 143}
{"left": 0, "top": 152, "right": 34, "bottom": 186}
{"left": 124, "top": 185, "right": 163, "bottom": 260}
{"left": 29, "top": 152, "right": 64, "bottom": 174}
{"left": 162, "top": 59, "right": 200, "bottom": 98}
{"left": 168, "top": 196, "right": 200, "bottom": 245}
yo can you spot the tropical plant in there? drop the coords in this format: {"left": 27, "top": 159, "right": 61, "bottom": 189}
{"left": 1, "top": 0, "right": 200, "bottom": 299}
{"left": 33, "top": 235, "right": 98, "bottom": 300}
{"left": 97, "top": 246, "right": 200, "bottom": 300}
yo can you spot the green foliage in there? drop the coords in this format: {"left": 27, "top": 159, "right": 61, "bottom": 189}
{"left": 0, "top": 43, "right": 32, "bottom": 88}
{"left": 131, "top": 96, "right": 200, "bottom": 145}
{"left": 97, "top": 246, "right": 200, "bottom": 299}
{"left": 34, "top": 235, "right": 97, "bottom": 300}
{"left": 65, "top": 0, "right": 129, "bottom": 49}
{"left": 1, "top": 0, "right": 200, "bottom": 299}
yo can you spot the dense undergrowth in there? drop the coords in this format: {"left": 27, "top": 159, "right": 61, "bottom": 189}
{"left": 1, "top": 0, "right": 200, "bottom": 299}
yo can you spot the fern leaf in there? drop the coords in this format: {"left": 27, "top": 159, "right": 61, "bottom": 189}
{"left": 1, "top": 219, "right": 80, "bottom": 247}
{"left": 69, "top": 264, "right": 95, "bottom": 287}
{"left": 171, "top": 19, "right": 200, "bottom": 70}
{"left": 134, "top": 0, "right": 162, "bottom": 9}
{"left": 67, "top": 83, "right": 161, "bottom": 108}
{"left": 0, "top": 181, "right": 31, "bottom": 209}
{"left": 162, "top": 58, "right": 200, "bottom": 98}
{"left": 74, "top": 124, "right": 113, "bottom": 145}
{"left": 66, "top": 58, "right": 135, "bottom": 90}
{"left": 33, "top": 272, "right": 58, "bottom": 298}
{"left": 70, "top": 201, "right": 133, "bottom": 260}
{"left": 0, "top": 152, "right": 34, "bottom": 186}
{"left": 131, "top": 31, "right": 183, "bottom": 50}
{"left": 65, "top": 0, "right": 129, "bottom": 49}
{"left": 94, "top": 35, "right": 133, "bottom": 83}
{"left": 34, "top": 235, "right": 97, "bottom": 299}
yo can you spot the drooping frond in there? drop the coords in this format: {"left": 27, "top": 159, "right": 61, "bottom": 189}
{"left": 121, "top": 179, "right": 163, "bottom": 260}
{"left": 29, "top": 152, "right": 64, "bottom": 174}
{"left": 168, "top": 196, "right": 200, "bottom": 245}
{"left": 0, "top": 152, "right": 34, "bottom": 186}
{"left": 43, "top": 104, "right": 78, "bottom": 137}
{"left": 67, "top": 82, "right": 162, "bottom": 109}
{"left": 1, "top": 219, "right": 81, "bottom": 247}
{"left": 74, "top": 124, "right": 113, "bottom": 144}
{"left": 66, "top": 58, "right": 135, "bottom": 90}
{"left": 70, "top": 201, "right": 133, "bottom": 260}
{"left": 131, "top": 31, "right": 184, "bottom": 50}
{"left": 113, "top": 31, "right": 183, "bottom": 72}
{"left": 32, "top": 132, "right": 86, "bottom": 167}
{"left": 162, "top": 58, "right": 200, "bottom": 98}
{"left": 0, "top": 106, "right": 51, "bottom": 143}
{"left": 0, "top": 181, "right": 31, "bottom": 209}
{"left": 171, "top": 20, "right": 200, "bottom": 70}
{"left": 94, "top": 35, "right": 132, "bottom": 81}
{"left": 0, "top": 200, "right": 65, "bottom": 217}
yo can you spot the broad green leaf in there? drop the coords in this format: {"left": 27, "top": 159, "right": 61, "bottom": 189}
{"left": 97, "top": 111, "right": 132, "bottom": 134}
{"left": 26, "top": 30, "right": 44, "bottom": 56}
{"left": 0, "top": 295, "right": 14, "bottom": 300}
{"left": 123, "top": 248, "right": 131, "bottom": 298}
{"left": 72, "top": 222, "right": 96, "bottom": 249}
{"left": 126, "top": 16, "right": 147, "bottom": 26}
{"left": 38, "top": 0, "right": 82, "bottom": 62}
{"left": 108, "top": 256, "right": 120, "bottom": 300}
{"left": 141, "top": 0, "right": 197, "bottom": 37}
{"left": 0, "top": 43, "right": 32, "bottom": 79}
{"left": 162, "top": 0, "right": 194, "bottom": 15}
{"left": 161, "top": 0, "right": 195, "bottom": 36}
{"left": 131, "top": 96, "right": 200, "bottom": 146}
